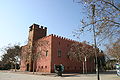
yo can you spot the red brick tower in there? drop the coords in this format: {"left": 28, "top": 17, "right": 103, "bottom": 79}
{"left": 28, "top": 23, "right": 47, "bottom": 43}
{"left": 28, "top": 24, "right": 47, "bottom": 71}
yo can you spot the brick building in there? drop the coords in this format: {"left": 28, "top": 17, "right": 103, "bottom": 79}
{"left": 20, "top": 24, "right": 95, "bottom": 73}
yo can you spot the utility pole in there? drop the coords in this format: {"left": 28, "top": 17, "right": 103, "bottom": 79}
{"left": 91, "top": 4, "right": 100, "bottom": 80}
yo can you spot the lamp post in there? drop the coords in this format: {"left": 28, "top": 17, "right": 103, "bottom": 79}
{"left": 91, "top": 4, "right": 100, "bottom": 80}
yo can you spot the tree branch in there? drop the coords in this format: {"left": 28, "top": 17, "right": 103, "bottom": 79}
{"left": 102, "top": 0, "right": 120, "bottom": 12}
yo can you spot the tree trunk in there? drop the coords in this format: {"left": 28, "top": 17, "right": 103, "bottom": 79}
{"left": 85, "top": 61, "right": 87, "bottom": 74}
{"left": 83, "top": 61, "right": 84, "bottom": 74}
{"left": 15, "top": 62, "right": 17, "bottom": 72}
{"left": 33, "top": 60, "right": 34, "bottom": 74}
{"left": 11, "top": 63, "right": 13, "bottom": 71}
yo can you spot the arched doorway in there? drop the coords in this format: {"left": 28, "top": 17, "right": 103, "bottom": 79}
{"left": 26, "top": 64, "right": 29, "bottom": 71}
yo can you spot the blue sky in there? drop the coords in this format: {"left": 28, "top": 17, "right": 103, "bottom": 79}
{"left": 0, "top": 0, "right": 94, "bottom": 57}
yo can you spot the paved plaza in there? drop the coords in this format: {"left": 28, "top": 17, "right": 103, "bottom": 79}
{"left": 0, "top": 71, "right": 120, "bottom": 80}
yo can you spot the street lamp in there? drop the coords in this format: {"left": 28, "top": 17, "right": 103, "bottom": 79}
{"left": 91, "top": 4, "right": 100, "bottom": 80}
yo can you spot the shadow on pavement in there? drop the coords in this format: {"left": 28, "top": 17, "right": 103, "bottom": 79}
{"left": 62, "top": 74, "right": 81, "bottom": 77}
{"left": 100, "top": 70, "right": 117, "bottom": 74}
{"left": 61, "top": 70, "right": 117, "bottom": 77}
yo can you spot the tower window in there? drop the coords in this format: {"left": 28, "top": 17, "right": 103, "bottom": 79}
{"left": 67, "top": 67, "right": 69, "bottom": 69}
{"left": 46, "top": 50, "right": 48, "bottom": 56}
{"left": 58, "top": 50, "right": 61, "bottom": 57}
{"left": 59, "top": 42, "right": 60, "bottom": 45}
{"left": 45, "top": 66, "right": 47, "bottom": 68}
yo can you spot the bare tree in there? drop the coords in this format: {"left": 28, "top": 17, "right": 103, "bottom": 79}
{"left": 68, "top": 41, "right": 95, "bottom": 73}
{"left": 21, "top": 40, "right": 49, "bottom": 74}
{"left": 21, "top": 45, "right": 29, "bottom": 63}
{"left": 73, "top": 0, "right": 120, "bottom": 44}
{"left": 106, "top": 38, "right": 120, "bottom": 61}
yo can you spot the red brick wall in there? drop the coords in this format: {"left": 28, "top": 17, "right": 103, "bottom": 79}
{"left": 20, "top": 34, "right": 95, "bottom": 73}
{"left": 51, "top": 35, "right": 95, "bottom": 73}
{"left": 20, "top": 45, "right": 28, "bottom": 71}
{"left": 35, "top": 35, "right": 52, "bottom": 73}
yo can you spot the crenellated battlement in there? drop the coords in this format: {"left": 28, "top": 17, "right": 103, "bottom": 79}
{"left": 28, "top": 23, "right": 47, "bottom": 42}
{"left": 40, "top": 25, "right": 47, "bottom": 30}
{"left": 28, "top": 23, "right": 79, "bottom": 43}
{"left": 30, "top": 24, "right": 47, "bottom": 30}
{"left": 37, "top": 33, "right": 78, "bottom": 43}
{"left": 51, "top": 34, "right": 78, "bottom": 42}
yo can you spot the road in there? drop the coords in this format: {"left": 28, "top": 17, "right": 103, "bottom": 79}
{"left": 0, "top": 71, "right": 120, "bottom": 80}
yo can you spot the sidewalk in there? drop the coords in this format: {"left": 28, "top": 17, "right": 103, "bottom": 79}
{"left": 0, "top": 70, "right": 118, "bottom": 77}
{"left": 0, "top": 70, "right": 55, "bottom": 76}
{"left": 0, "top": 70, "right": 120, "bottom": 80}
